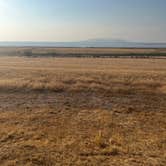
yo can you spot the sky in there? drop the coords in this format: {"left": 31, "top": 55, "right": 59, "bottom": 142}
{"left": 0, "top": 0, "right": 166, "bottom": 42}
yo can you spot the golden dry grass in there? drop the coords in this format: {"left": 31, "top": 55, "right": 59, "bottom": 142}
{"left": 0, "top": 56, "right": 165, "bottom": 165}
{"left": 1, "top": 47, "right": 166, "bottom": 57}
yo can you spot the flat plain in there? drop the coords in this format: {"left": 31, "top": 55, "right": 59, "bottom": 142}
{"left": 0, "top": 53, "right": 166, "bottom": 165}
{"left": 1, "top": 47, "right": 166, "bottom": 57}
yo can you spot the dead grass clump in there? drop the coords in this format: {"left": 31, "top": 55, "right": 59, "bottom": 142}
{"left": 109, "top": 133, "right": 124, "bottom": 147}
{"left": 94, "top": 131, "right": 108, "bottom": 149}
{"left": 62, "top": 78, "right": 77, "bottom": 85}
{"left": 80, "top": 147, "right": 120, "bottom": 157}
{"left": 112, "top": 86, "right": 134, "bottom": 95}
{"left": 30, "top": 82, "right": 45, "bottom": 91}
{"left": 159, "top": 85, "right": 166, "bottom": 94}
{"left": 101, "top": 146, "right": 120, "bottom": 156}
{"left": 94, "top": 130, "right": 123, "bottom": 149}
{"left": 69, "top": 82, "right": 89, "bottom": 92}
{"left": 46, "top": 82, "right": 66, "bottom": 92}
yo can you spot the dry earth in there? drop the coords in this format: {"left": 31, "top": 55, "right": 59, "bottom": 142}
{"left": 0, "top": 56, "right": 165, "bottom": 165}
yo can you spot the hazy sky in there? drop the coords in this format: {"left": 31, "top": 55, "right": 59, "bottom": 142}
{"left": 0, "top": 0, "right": 166, "bottom": 42}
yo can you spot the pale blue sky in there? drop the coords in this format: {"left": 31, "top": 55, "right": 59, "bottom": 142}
{"left": 0, "top": 0, "right": 166, "bottom": 42}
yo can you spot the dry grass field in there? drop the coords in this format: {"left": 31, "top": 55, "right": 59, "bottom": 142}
{"left": 0, "top": 56, "right": 166, "bottom": 165}
{"left": 1, "top": 47, "right": 166, "bottom": 57}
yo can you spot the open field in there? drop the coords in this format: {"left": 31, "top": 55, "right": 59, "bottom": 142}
{"left": 0, "top": 56, "right": 166, "bottom": 165}
{"left": 1, "top": 47, "right": 166, "bottom": 57}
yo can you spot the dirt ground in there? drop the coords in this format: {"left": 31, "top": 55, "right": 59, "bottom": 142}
{"left": 0, "top": 57, "right": 165, "bottom": 165}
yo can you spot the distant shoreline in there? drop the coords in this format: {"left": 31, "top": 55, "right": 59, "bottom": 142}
{"left": 0, "top": 40, "right": 166, "bottom": 48}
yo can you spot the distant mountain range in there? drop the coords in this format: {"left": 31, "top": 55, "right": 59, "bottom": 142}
{"left": 0, "top": 39, "right": 166, "bottom": 48}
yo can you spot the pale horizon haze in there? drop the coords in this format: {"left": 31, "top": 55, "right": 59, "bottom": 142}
{"left": 0, "top": 0, "right": 166, "bottom": 42}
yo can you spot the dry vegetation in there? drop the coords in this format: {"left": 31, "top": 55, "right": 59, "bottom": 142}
{"left": 1, "top": 47, "right": 166, "bottom": 57}
{"left": 0, "top": 55, "right": 166, "bottom": 165}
